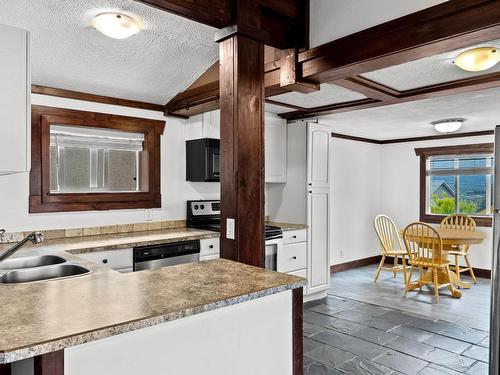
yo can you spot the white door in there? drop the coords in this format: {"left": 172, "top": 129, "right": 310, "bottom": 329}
{"left": 0, "top": 24, "right": 29, "bottom": 173}
{"left": 307, "top": 123, "right": 331, "bottom": 189}
{"left": 265, "top": 114, "right": 287, "bottom": 183}
{"left": 307, "top": 188, "right": 330, "bottom": 294}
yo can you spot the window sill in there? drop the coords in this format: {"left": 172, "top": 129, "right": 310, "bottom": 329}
{"left": 419, "top": 213, "right": 492, "bottom": 227}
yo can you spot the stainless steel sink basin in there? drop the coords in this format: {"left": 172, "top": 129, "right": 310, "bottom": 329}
{"left": 0, "top": 264, "right": 91, "bottom": 284}
{"left": 0, "top": 255, "right": 67, "bottom": 270}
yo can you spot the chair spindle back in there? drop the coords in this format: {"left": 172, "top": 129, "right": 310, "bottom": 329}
{"left": 403, "top": 222, "right": 443, "bottom": 268}
{"left": 374, "top": 215, "right": 403, "bottom": 256}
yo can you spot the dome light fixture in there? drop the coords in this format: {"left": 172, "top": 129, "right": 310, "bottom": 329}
{"left": 92, "top": 12, "right": 141, "bottom": 39}
{"left": 431, "top": 118, "right": 465, "bottom": 134}
{"left": 454, "top": 47, "right": 499, "bottom": 72}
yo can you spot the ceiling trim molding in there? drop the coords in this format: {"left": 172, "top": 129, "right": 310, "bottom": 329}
{"left": 31, "top": 85, "right": 166, "bottom": 114}
{"left": 331, "top": 130, "right": 495, "bottom": 145}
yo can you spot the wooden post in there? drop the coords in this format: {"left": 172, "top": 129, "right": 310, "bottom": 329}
{"left": 217, "top": 29, "right": 265, "bottom": 267}
{"left": 292, "top": 288, "right": 304, "bottom": 375}
{"left": 0, "top": 364, "right": 11, "bottom": 375}
{"left": 34, "top": 351, "right": 64, "bottom": 375}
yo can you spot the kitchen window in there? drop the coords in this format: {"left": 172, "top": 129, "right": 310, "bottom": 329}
{"left": 416, "top": 143, "right": 494, "bottom": 227}
{"left": 30, "top": 105, "right": 165, "bottom": 213}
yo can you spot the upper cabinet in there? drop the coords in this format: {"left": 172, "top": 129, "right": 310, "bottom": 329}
{"left": 265, "top": 113, "right": 287, "bottom": 183}
{"left": 185, "top": 110, "right": 287, "bottom": 184}
{"left": 307, "top": 123, "right": 331, "bottom": 189}
{"left": 0, "top": 24, "right": 30, "bottom": 174}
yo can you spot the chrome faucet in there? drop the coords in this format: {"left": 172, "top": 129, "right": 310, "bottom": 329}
{"left": 0, "top": 231, "right": 44, "bottom": 264}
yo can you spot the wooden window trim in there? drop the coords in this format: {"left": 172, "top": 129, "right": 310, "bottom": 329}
{"left": 30, "top": 105, "right": 165, "bottom": 213}
{"left": 415, "top": 143, "right": 494, "bottom": 227}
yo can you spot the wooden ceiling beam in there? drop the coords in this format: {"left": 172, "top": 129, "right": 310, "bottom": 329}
{"left": 281, "top": 71, "right": 500, "bottom": 120}
{"left": 135, "top": 0, "right": 232, "bottom": 28}
{"left": 334, "top": 77, "right": 397, "bottom": 101}
{"left": 298, "top": 0, "right": 500, "bottom": 83}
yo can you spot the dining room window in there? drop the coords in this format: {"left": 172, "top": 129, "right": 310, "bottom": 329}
{"left": 415, "top": 143, "right": 494, "bottom": 227}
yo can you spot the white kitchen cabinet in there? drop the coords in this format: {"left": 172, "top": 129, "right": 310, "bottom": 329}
{"left": 200, "top": 238, "right": 220, "bottom": 257}
{"left": 184, "top": 110, "right": 220, "bottom": 140}
{"left": 305, "top": 122, "right": 331, "bottom": 298}
{"left": 77, "top": 248, "right": 133, "bottom": 272}
{"left": 307, "top": 123, "right": 331, "bottom": 189}
{"left": 306, "top": 189, "right": 330, "bottom": 295}
{"left": 0, "top": 24, "right": 30, "bottom": 174}
{"left": 278, "top": 241, "right": 307, "bottom": 273}
{"left": 265, "top": 113, "right": 287, "bottom": 183}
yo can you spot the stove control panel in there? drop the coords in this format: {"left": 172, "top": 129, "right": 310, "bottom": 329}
{"left": 188, "top": 200, "right": 220, "bottom": 216}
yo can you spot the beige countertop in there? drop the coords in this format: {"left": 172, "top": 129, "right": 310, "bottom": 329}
{"left": 0, "top": 227, "right": 219, "bottom": 255}
{"left": 267, "top": 222, "right": 308, "bottom": 231}
{"left": 0, "top": 257, "right": 304, "bottom": 364}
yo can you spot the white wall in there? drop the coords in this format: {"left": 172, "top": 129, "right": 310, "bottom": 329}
{"left": 309, "top": 0, "right": 447, "bottom": 47}
{"left": 331, "top": 138, "right": 382, "bottom": 265}
{"left": 381, "top": 135, "right": 494, "bottom": 270}
{"left": 267, "top": 122, "right": 307, "bottom": 224}
{"left": 0, "top": 94, "right": 220, "bottom": 232}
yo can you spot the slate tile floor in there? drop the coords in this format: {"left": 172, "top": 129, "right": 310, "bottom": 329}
{"left": 303, "top": 265, "right": 490, "bottom": 374}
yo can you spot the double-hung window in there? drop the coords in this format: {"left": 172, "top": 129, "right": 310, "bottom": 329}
{"left": 416, "top": 143, "right": 494, "bottom": 227}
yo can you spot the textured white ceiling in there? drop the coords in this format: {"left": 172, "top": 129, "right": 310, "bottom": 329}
{"left": 269, "top": 83, "right": 366, "bottom": 108}
{"left": 317, "top": 88, "right": 500, "bottom": 140}
{"left": 362, "top": 39, "right": 500, "bottom": 91}
{"left": 0, "top": 0, "right": 218, "bottom": 104}
{"left": 310, "top": 0, "right": 447, "bottom": 48}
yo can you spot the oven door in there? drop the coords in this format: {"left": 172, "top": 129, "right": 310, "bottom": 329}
{"left": 265, "top": 238, "right": 283, "bottom": 271}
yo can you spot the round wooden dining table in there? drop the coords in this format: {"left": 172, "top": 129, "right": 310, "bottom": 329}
{"left": 400, "top": 227, "right": 486, "bottom": 298}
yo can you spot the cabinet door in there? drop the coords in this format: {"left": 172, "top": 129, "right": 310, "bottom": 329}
{"left": 0, "top": 24, "right": 29, "bottom": 173}
{"left": 307, "top": 123, "right": 331, "bottom": 189}
{"left": 265, "top": 114, "right": 287, "bottom": 183}
{"left": 307, "top": 189, "right": 330, "bottom": 294}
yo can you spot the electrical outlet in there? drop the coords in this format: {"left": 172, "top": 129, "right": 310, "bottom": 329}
{"left": 226, "top": 218, "right": 235, "bottom": 240}
{"left": 144, "top": 209, "right": 153, "bottom": 222}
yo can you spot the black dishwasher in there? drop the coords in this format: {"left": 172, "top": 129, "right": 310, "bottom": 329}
{"left": 133, "top": 240, "right": 200, "bottom": 271}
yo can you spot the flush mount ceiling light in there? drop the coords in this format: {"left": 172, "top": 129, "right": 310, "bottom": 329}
{"left": 431, "top": 118, "right": 465, "bottom": 133}
{"left": 454, "top": 47, "right": 500, "bottom": 72}
{"left": 92, "top": 12, "right": 141, "bottom": 39}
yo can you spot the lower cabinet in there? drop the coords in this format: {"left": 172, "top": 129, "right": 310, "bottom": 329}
{"left": 199, "top": 238, "right": 220, "bottom": 261}
{"left": 279, "top": 229, "right": 308, "bottom": 294}
{"left": 307, "top": 189, "right": 330, "bottom": 295}
{"left": 77, "top": 248, "right": 133, "bottom": 272}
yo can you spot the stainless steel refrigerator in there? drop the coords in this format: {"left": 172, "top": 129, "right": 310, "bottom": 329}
{"left": 490, "top": 127, "right": 500, "bottom": 375}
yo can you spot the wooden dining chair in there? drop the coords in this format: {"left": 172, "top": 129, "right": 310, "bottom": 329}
{"left": 403, "top": 222, "right": 454, "bottom": 303}
{"left": 373, "top": 214, "right": 408, "bottom": 286}
{"left": 440, "top": 214, "right": 477, "bottom": 284}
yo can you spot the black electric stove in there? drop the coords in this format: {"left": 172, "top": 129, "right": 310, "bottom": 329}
{"left": 186, "top": 200, "right": 282, "bottom": 240}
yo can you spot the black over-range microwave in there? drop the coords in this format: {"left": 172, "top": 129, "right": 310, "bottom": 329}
{"left": 186, "top": 138, "right": 220, "bottom": 182}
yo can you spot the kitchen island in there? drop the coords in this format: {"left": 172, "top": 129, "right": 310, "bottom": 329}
{"left": 0, "top": 256, "right": 304, "bottom": 375}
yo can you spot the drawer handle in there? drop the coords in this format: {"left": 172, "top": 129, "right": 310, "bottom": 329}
{"left": 291, "top": 256, "right": 297, "bottom": 260}
{"left": 209, "top": 245, "right": 214, "bottom": 249}
{"left": 292, "top": 235, "right": 297, "bottom": 238}
{"left": 102, "top": 259, "right": 108, "bottom": 264}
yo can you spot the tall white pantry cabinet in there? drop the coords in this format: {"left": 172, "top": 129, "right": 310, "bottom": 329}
{"left": 306, "top": 122, "right": 331, "bottom": 298}
{"left": 0, "top": 24, "right": 30, "bottom": 174}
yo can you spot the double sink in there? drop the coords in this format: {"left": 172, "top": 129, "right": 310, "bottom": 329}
{"left": 0, "top": 255, "right": 91, "bottom": 284}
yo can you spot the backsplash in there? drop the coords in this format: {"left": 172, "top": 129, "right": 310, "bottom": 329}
{"left": 0, "top": 220, "right": 186, "bottom": 244}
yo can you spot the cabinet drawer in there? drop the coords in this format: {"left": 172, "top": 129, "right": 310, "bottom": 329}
{"left": 200, "top": 253, "right": 220, "bottom": 262}
{"left": 287, "top": 268, "right": 306, "bottom": 278}
{"left": 200, "top": 238, "right": 220, "bottom": 256}
{"left": 78, "top": 249, "right": 133, "bottom": 270}
{"left": 278, "top": 242, "right": 307, "bottom": 273}
{"left": 283, "top": 229, "right": 306, "bottom": 245}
